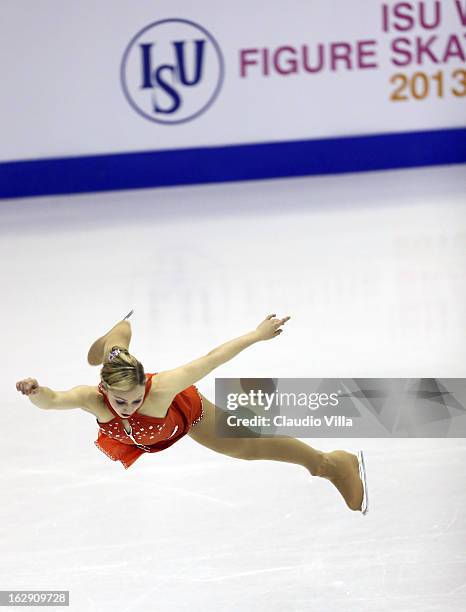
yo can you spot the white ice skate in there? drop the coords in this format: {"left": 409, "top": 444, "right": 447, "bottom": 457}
{"left": 357, "top": 450, "right": 369, "bottom": 515}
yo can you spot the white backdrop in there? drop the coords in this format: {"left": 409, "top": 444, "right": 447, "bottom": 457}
{"left": 1, "top": 0, "right": 465, "bottom": 162}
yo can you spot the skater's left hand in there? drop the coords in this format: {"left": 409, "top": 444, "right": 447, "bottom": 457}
{"left": 254, "top": 314, "right": 291, "bottom": 341}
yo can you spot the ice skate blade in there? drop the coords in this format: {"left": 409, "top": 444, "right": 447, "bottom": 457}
{"left": 357, "top": 450, "right": 369, "bottom": 515}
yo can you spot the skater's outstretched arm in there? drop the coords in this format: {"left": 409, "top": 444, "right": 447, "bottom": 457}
{"left": 16, "top": 377, "right": 94, "bottom": 413}
{"left": 155, "top": 313, "right": 290, "bottom": 397}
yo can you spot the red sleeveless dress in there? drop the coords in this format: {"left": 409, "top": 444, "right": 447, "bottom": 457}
{"left": 94, "top": 372, "right": 204, "bottom": 469}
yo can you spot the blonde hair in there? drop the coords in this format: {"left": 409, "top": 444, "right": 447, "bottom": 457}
{"left": 100, "top": 346, "right": 145, "bottom": 392}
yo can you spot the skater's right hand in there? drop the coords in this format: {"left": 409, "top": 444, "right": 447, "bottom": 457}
{"left": 16, "top": 378, "right": 40, "bottom": 396}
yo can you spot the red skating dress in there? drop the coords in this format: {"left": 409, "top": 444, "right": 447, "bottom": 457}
{"left": 94, "top": 372, "right": 204, "bottom": 469}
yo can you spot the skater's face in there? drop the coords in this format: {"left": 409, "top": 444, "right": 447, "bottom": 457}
{"left": 104, "top": 384, "right": 147, "bottom": 417}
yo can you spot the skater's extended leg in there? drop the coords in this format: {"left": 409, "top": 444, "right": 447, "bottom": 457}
{"left": 238, "top": 440, "right": 364, "bottom": 511}
{"left": 189, "top": 393, "right": 364, "bottom": 512}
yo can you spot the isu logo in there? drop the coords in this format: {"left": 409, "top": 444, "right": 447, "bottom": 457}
{"left": 120, "top": 18, "right": 225, "bottom": 124}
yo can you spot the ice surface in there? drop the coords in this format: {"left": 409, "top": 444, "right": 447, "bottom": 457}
{"left": 1, "top": 165, "right": 465, "bottom": 611}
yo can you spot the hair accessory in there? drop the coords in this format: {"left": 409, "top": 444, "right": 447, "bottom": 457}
{"left": 108, "top": 348, "right": 122, "bottom": 361}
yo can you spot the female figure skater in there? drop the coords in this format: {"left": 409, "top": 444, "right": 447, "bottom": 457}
{"left": 16, "top": 310, "right": 368, "bottom": 514}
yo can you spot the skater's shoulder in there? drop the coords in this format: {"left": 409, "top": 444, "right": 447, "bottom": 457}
{"left": 78, "top": 385, "right": 108, "bottom": 416}
{"left": 49, "top": 385, "right": 102, "bottom": 416}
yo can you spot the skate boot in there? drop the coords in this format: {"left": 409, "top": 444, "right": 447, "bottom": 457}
{"left": 87, "top": 309, "right": 134, "bottom": 366}
{"left": 317, "top": 450, "right": 369, "bottom": 514}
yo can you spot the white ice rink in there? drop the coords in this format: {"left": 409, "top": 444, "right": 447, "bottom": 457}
{"left": 2, "top": 164, "right": 466, "bottom": 611}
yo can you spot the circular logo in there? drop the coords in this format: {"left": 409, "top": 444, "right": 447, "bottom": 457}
{"left": 120, "top": 18, "right": 225, "bottom": 125}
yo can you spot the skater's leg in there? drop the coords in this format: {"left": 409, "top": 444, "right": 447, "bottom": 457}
{"left": 188, "top": 394, "right": 325, "bottom": 470}
{"left": 87, "top": 319, "right": 132, "bottom": 365}
{"left": 188, "top": 393, "right": 364, "bottom": 511}
{"left": 239, "top": 441, "right": 364, "bottom": 511}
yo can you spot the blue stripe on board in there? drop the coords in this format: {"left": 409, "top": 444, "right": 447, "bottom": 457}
{"left": 0, "top": 127, "right": 465, "bottom": 199}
